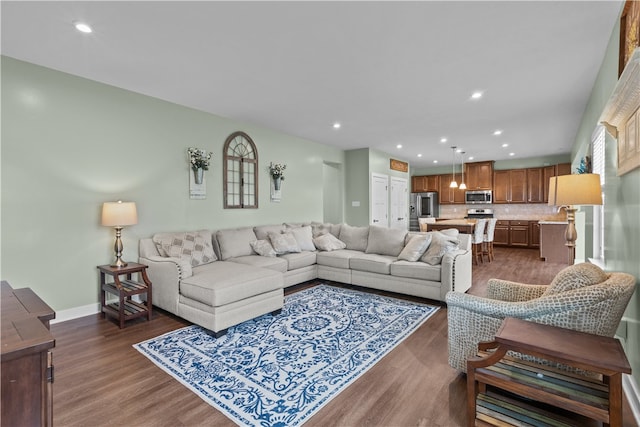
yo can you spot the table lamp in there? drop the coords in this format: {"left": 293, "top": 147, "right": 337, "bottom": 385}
{"left": 548, "top": 174, "right": 602, "bottom": 264}
{"left": 101, "top": 201, "right": 138, "bottom": 267}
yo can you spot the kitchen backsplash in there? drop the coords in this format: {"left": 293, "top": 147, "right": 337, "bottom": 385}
{"left": 439, "top": 204, "right": 565, "bottom": 221}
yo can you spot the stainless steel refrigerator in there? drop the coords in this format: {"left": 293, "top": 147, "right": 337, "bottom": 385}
{"left": 409, "top": 192, "right": 439, "bottom": 231}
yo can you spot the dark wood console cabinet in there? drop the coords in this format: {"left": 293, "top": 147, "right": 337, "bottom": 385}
{"left": 1, "top": 280, "right": 56, "bottom": 426}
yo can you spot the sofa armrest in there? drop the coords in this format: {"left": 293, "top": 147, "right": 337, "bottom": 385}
{"left": 440, "top": 249, "right": 472, "bottom": 300}
{"left": 486, "top": 278, "right": 547, "bottom": 301}
{"left": 139, "top": 256, "right": 184, "bottom": 314}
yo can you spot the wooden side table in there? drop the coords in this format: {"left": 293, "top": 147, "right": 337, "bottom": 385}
{"left": 98, "top": 263, "right": 152, "bottom": 328}
{"left": 467, "top": 317, "right": 631, "bottom": 426}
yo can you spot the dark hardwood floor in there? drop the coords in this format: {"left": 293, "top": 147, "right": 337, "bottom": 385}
{"left": 51, "top": 247, "right": 637, "bottom": 426}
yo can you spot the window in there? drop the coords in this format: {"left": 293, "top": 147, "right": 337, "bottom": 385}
{"left": 592, "top": 126, "right": 605, "bottom": 261}
{"left": 223, "top": 131, "right": 258, "bottom": 209}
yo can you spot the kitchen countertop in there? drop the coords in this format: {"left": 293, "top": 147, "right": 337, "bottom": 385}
{"left": 538, "top": 220, "right": 568, "bottom": 225}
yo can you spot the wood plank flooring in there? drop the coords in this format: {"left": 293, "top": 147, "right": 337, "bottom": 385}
{"left": 50, "top": 247, "right": 637, "bottom": 426}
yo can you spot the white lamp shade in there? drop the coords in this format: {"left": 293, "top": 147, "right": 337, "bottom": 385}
{"left": 548, "top": 174, "right": 603, "bottom": 206}
{"left": 101, "top": 201, "right": 138, "bottom": 226}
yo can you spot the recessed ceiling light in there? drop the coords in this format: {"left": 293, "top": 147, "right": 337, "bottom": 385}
{"left": 332, "top": 122, "right": 341, "bottom": 129}
{"left": 468, "top": 156, "right": 474, "bottom": 160}
{"left": 396, "top": 144, "right": 402, "bottom": 149}
{"left": 456, "top": 148, "right": 463, "bottom": 153}
{"left": 433, "top": 160, "right": 438, "bottom": 164}
{"left": 471, "top": 91, "right": 483, "bottom": 99}
{"left": 509, "top": 152, "right": 515, "bottom": 156}
{"left": 493, "top": 130, "right": 503, "bottom": 136}
{"left": 417, "top": 154, "right": 422, "bottom": 158}
{"left": 74, "top": 21, "right": 93, "bottom": 33}
{"left": 440, "top": 137, "right": 447, "bottom": 143}
{"left": 502, "top": 143, "right": 509, "bottom": 148}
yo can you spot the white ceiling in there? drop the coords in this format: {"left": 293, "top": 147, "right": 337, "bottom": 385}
{"left": 1, "top": 1, "right": 623, "bottom": 168}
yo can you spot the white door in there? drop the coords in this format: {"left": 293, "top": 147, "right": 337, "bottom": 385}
{"left": 390, "top": 177, "right": 408, "bottom": 230}
{"left": 371, "top": 173, "right": 388, "bottom": 227}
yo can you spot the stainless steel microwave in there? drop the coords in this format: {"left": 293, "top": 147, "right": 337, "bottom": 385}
{"left": 465, "top": 190, "right": 492, "bottom": 204}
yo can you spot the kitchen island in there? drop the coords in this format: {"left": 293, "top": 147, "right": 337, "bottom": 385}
{"left": 539, "top": 220, "right": 570, "bottom": 264}
{"left": 426, "top": 219, "right": 477, "bottom": 234}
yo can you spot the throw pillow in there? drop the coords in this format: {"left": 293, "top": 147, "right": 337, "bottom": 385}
{"left": 254, "top": 224, "right": 286, "bottom": 241}
{"left": 339, "top": 224, "right": 369, "bottom": 251}
{"left": 250, "top": 239, "right": 277, "bottom": 257}
{"left": 152, "top": 230, "right": 217, "bottom": 267}
{"left": 543, "top": 263, "right": 609, "bottom": 296}
{"left": 216, "top": 228, "right": 258, "bottom": 260}
{"left": 365, "top": 225, "right": 408, "bottom": 256}
{"left": 421, "top": 231, "right": 460, "bottom": 265}
{"left": 311, "top": 222, "right": 342, "bottom": 238}
{"left": 268, "top": 231, "right": 301, "bottom": 255}
{"left": 289, "top": 225, "right": 316, "bottom": 251}
{"left": 312, "top": 233, "right": 347, "bottom": 251}
{"left": 398, "top": 234, "right": 433, "bottom": 262}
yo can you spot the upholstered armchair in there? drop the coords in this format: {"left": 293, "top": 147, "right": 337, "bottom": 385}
{"left": 446, "top": 263, "right": 636, "bottom": 372}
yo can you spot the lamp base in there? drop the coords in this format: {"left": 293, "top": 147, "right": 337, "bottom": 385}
{"left": 110, "top": 258, "right": 128, "bottom": 268}
{"left": 110, "top": 227, "right": 128, "bottom": 268}
{"left": 564, "top": 206, "right": 578, "bottom": 265}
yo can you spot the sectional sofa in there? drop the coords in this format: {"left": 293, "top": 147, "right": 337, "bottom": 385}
{"left": 139, "top": 222, "right": 472, "bottom": 335}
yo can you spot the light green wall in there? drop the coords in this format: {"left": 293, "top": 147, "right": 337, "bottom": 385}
{"left": 570, "top": 16, "right": 640, "bottom": 383}
{"left": 344, "top": 149, "right": 370, "bottom": 226}
{"left": 1, "top": 57, "right": 344, "bottom": 311}
{"left": 343, "top": 148, "right": 410, "bottom": 226}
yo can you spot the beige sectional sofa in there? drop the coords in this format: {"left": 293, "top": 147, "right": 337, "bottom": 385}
{"left": 138, "top": 222, "right": 472, "bottom": 336}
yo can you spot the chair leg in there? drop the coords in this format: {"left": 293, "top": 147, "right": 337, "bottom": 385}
{"left": 489, "top": 242, "right": 495, "bottom": 261}
{"left": 482, "top": 242, "right": 490, "bottom": 262}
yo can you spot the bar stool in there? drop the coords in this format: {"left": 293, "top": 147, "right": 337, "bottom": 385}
{"left": 483, "top": 218, "right": 498, "bottom": 262}
{"left": 471, "top": 219, "right": 487, "bottom": 265}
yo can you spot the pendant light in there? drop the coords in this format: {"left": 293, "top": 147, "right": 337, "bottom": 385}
{"left": 459, "top": 151, "right": 467, "bottom": 190}
{"left": 449, "top": 146, "right": 458, "bottom": 188}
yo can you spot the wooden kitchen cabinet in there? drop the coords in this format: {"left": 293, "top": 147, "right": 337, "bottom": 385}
{"left": 542, "top": 165, "right": 556, "bottom": 203}
{"left": 493, "top": 220, "right": 510, "bottom": 246}
{"left": 438, "top": 173, "right": 465, "bottom": 204}
{"left": 494, "top": 220, "right": 531, "bottom": 247}
{"left": 526, "top": 167, "right": 544, "bottom": 203}
{"left": 509, "top": 220, "right": 530, "bottom": 247}
{"left": 411, "top": 175, "right": 439, "bottom": 193}
{"left": 494, "top": 170, "right": 527, "bottom": 203}
{"left": 529, "top": 221, "right": 541, "bottom": 248}
{"left": 464, "top": 161, "right": 494, "bottom": 190}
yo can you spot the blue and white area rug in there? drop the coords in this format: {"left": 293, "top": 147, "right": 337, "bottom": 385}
{"left": 134, "top": 284, "right": 438, "bottom": 426}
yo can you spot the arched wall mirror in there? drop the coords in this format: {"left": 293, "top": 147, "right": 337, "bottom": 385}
{"left": 223, "top": 131, "right": 258, "bottom": 209}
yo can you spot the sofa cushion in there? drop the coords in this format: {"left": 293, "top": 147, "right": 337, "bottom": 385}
{"left": 152, "top": 230, "right": 217, "bottom": 267}
{"left": 398, "top": 234, "right": 432, "bottom": 262}
{"left": 339, "top": 224, "right": 369, "bottom": 251}
{"left": 268, "top": 231, "right": 301, "bottom": 254}
{"left": 289, "top": 225, "right": 316, "bottom": 252}
{"left": 216, "top": 227, "right": 258, "bottom": 260}
{"left": 391, "top": 261, "right": 441, "bottom": 282}
{"left": 254, "top": 224, "right": 286, "bottom": 240}
{"left": 316, "top": 249, "right": 362, "bottom": 269}
{"left": 349, "top": 253, "right": 395, "bottom": 275}
{"left": 228, "top": 255, "right": 288, "bottom": 273}
{"left": 365, "top": 226, "right": 408, "bottom": 256}
{"left": 280, "top": 251, "right": 317, "bottom": 270}
{"left": 250, "top": 239, "right": 277, "bottom": 257}
{"left": 311, "top": 222, "right": 341, "bottom": 238}
{"left": 421, "top": 231, "right": 459, "bottom": 265}
{"left": 313, "top": 233, "right": 346, "bottom": 251}
{"left": 543, "top": 263, "right": 609, "bottom": 296}
{"left": 180, "top": 261, "right": 282, "bottom": 307}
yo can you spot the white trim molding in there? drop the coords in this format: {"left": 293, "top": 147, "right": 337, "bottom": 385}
{"left": 50, "top": 303, "right": 100, "bottom": 324}
{"left": 624, "top": 373, "right": 640, "bottom": 426}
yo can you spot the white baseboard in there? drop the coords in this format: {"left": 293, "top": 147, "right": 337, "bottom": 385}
{"left": 624, "top": 373, "right": 640, "bottom": 425}
{"left": 51, "top": 303, "right": 100, "bottom": 324}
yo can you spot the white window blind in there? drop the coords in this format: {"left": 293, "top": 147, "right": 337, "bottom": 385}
{"left": 592, "top": 126, "right": 605, "bottom": 261}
